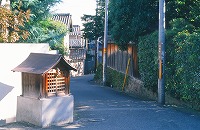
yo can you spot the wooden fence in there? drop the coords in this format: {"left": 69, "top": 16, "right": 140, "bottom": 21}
{"left": 107, "top": 43, "right": 139, "bottom": 78}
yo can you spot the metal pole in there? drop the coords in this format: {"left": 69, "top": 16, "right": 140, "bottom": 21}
{"left": 103, "top": 0, "right": 108, "bottom": 85}
{"left": 96, "top": 37, "right": 100, "bottom": 66}
{"left": 158, "top": 0, "right": 165, "bottom": 104}
{"left": 122, "top": 57, "right": 131, "bottom": 91}
{"left": 94, "top": 0, "right": 98, "bottom": 72}
{"left": 97, "top": 40, "right": 99, "bottom": 66}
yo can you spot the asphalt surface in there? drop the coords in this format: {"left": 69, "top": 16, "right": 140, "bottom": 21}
{"left": 1, "top": 74, "right": 200, "bottom": 130}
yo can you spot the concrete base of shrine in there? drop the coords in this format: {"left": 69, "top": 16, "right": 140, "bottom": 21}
{"left": 16, "top": 95, "right": 74, "bottom": 127}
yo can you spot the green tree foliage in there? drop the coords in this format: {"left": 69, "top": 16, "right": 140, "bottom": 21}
{"left": 81, "top": 15, "right": 96, "bottom": 40}
{"left": 9, "top": 0, "right": 68, "bottom": 55}
{"left": 0, "top": 2, "right": 30, "bottom": 42}
{"left": 109, "top": 0, "right": 158, "bottom": 49}
{"left": 81, "top": 0, "right": 104, "bottom": 41}
{"left": 25, "top": 18, "right": 67, "bottom": 44}
{"left": 10, "top": 0, "right": 63, "bottom": 42}
{"left": 11, "top": 0, "right": 60, "bottom": 20}
{"left": 37, "top": 19, "right": 68, "bottom": 55}
{"left": 138, "top": 18, "right": 200, "bottom": 109}
{"left": 166, "top": 18, "right": 200, "bottom": 104}
{"left": 138, "top": 31, "right": 158, "bottom": 92}
{"left": 166, "top": 0, "right": 200, "bottom": 29}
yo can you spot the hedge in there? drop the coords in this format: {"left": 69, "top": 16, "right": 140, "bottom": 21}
{"left": 94, "top": 64, "right": 127, "bottom": 90}
{"left": 138, "top": 31, "right": 158, "bottom": 92}
{"left": 138, "top": 18, "right": 200, "bottom": 109}
{"left": 95, "top": 18, "right": 200, "bottom": 110}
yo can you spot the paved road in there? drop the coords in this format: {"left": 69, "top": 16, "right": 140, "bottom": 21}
{"left": 1, "top": 74, "right": 200, "bottom": 130}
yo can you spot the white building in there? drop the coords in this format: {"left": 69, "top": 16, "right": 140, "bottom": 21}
{"left": 52, "top": 14, "right": 86, "bottom": 76}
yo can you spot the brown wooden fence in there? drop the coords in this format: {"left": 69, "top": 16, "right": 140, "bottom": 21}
{"left": 107, "top": 43, "right": 139, "bottom": 78}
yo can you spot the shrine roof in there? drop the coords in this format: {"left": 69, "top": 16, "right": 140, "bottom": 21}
{"left": 12, "top": 53, "right": 76, "bottom": 74}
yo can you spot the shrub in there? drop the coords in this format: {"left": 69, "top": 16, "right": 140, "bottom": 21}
{"left": 94, "top": 64, "right": 126, "bottom": 90}
{"left": 171, "top": 31, "right": 200, "bottom": 103}
{"left": 138, "top": 18, "right": 200, "bottom": 109}
{"left": 138, "top": 31, "right": 158, "bottom": 92}
{"left": 107, "top": 67, "right": 125, "bottom": 90}
{"left": 94, "top": 64, "right": 103, "bottom": 83}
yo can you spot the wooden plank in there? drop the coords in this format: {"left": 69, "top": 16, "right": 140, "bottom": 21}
{"left": 45, "top": 73, "right": 48, "bottom": 97}
{"left": 47, "top": 84, "right": 65, "bottom": 87}
{"left": 65, "top": 71, "right": 70, "bottom": 95}
{"left": 22, "top": 73, "right": 25, "bottom": 96}
{"left": 42, "top": 74, "right": 46, "bottom": 98}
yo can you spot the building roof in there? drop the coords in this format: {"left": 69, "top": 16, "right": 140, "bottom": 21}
{"left": 12, "top": 53, "right": 76, "bottom": 74}
{"left": 52, "top": 13, "right": 72, "bottom": 28}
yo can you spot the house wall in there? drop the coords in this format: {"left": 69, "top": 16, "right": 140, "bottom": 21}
{"left": 0, "top": 43, "right": 50, "bottom": 125}
{"left": 67, "top": 48, "right": 86, "bottom": 77}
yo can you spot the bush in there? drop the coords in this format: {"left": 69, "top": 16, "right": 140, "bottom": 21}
{"left": 138, "top": 31, "right": 158, "bottom": 92}
{"left": 165, "top": 19, "right": 200, "bottom": 105}
{"left": 138, "top": 18, "right": 200, "bottom": 109}
{"left": 94, "top": 64, "right": 103, "bottom": 83}
{"left": 94, "top": 64, "right": 126, "bottom": 90}
{"left": 96, "top": 18, "right": 200, "bottom": 109}
{"left": 50, "top": 43, "right": 68, "bottom": 56}
{"left": 171, "top": 30, "right": 200, "bottom": 103}
{"left": 107, "top": 67, "right": 125, "bottom": 90}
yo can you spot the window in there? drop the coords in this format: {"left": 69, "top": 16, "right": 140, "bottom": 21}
{"left": 46, "top": 68, "right": 66, "bottom": 96}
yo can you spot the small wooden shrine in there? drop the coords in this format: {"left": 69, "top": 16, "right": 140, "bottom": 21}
{"left": 12, "top": 53, "right": 76, "bottom": 127}
{"left": 12, "top": 53, "right": 76, "bottom": 98}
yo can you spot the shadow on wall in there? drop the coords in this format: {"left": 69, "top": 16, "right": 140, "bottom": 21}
{"left": 0, "top": 82, "right": 14, "bottom": 101}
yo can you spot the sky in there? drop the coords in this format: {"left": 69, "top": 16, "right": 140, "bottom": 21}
{"left": 51, "top": 0, "right": 96, "bottom": 28}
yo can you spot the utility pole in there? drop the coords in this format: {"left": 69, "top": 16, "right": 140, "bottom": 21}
{"left": 158, "top": 0, "right": 166, "bottom": 105}
{"left": 97, "top": 37, "right": 102, "bottom": 66}
{"left": 94, "top": 0, "right": 98, "bottom": 72}
{"left": 103, "top": 0, "right": 108, "bottom": 85}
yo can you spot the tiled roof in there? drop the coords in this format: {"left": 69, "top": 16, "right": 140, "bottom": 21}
{"left": 12, "top": 53, "right": 76, "bottom": 74}
{"left": 52, "top": 13, "right": 72, "bottom": 26}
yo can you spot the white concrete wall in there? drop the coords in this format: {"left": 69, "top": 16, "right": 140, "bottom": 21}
{"left": 17, "top": 95, "right": 74, "bottom": 127}
{"left": 0, "top": 43, "right": 50, "bottom": 125}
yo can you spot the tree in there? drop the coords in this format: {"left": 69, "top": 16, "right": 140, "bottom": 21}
{"left": 39, "top": 18, "right": 68, "bottom": 55}
{"left": 81, "top": 0, "right": 105, "bottom": 41}
{"left": 10, "top": 0, "right": 63, "bottom": 43}
{"left": 81, "top": 15, "right": 96, "bottom": 40}
{"left": 0, "top": 1, "right": 30, "bottom": 42}
{"left": 8, "top": 0, "right": 68, "bottom": 55}
{"left": 81, "top": 0, "right": 105, "bottom": 71}
{"left": 166, "top": 0, "right": 200, "bottom": 29}
{"left": 109, "top": 0, "right": 159, "bottom": 49}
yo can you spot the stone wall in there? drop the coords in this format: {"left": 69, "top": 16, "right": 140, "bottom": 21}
{"left": 125, "top": 76, "right": 188, "bottom": 108}
{"left": 125, "top": 76, "right": 157, "bottom": 101}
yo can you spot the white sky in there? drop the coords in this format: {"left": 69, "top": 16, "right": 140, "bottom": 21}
{"left": 51, "top": 0, "right": 96, "bottom": 28}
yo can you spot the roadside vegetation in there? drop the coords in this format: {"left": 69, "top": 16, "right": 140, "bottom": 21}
{"left": 0, "top": 0, "right": 67, "bottom": 55}
{"left": 84, "top": 0, "right": 200, "bottom": 110}
{"left": 1, "top": 0, "right": 199, "bottom": 110}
